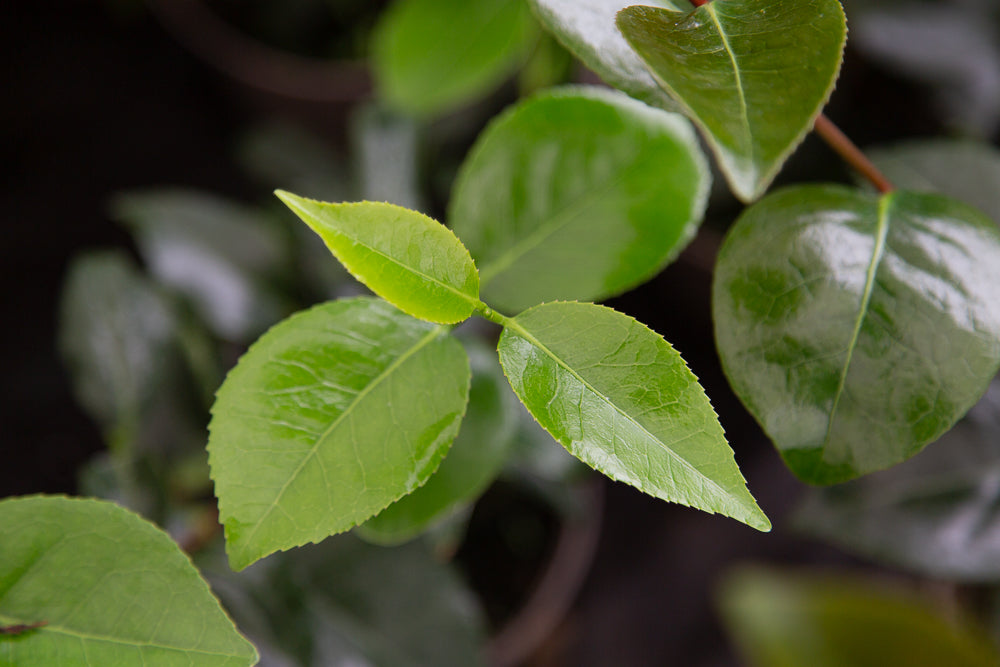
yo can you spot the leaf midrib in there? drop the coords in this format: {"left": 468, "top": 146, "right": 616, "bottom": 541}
{"left": 240, "top": 325, "right": 447, "bottom": 548}
{"left": 704, "top": 3, "right": 754, "bottom": 167}
{"left": 505, "top": 317, "right": 740, "bottom": 507}
{"left": 822, "top": 194, "right": 895, "bottom": 448}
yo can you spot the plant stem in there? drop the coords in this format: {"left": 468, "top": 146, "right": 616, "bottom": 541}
{"left": 813, "top": 115, "right": 895, "bottom": 193}
{"left": 474, "top": 300, "right": 511, "bottom": 327}
{"left": 685, "top": 0, "right": 895, "bottom": 193}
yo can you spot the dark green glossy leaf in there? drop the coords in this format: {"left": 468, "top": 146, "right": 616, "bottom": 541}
{"left": 276, "top": 192, "right": 480, "bottom": 324}
{"left": 498, "top": 301, "right": 769, "bottom": 531}
{"left": 449, "top": 86, "right": 709, "bottom": 312}
{"left": 371, "top": 0, "right": 538, "bottom": 116}
{"left": 208, "top": 298, "right": 471, "bottom": 570}
{"left": 719, "top": 568, "right": 1000, "bottom": 667}
{"left": 0, "top": 496, "right": 257, "bottom": 666}
{"left": 113, "top": 189, "right": 289, "bottom": 340}
{"left": 359, "top": 341, "right": 520, "bottom": 544}
{"left": 527, "top": 0, "right": 685, "bottom": 112}
{"left": 868, "top": 139, "right": 1000, "bottom": 224}
{"left": 58, "top": 251, "right": 178, "bottom": 442}
{"left": 617, "top": 0, "right": 846, "bottom": 201}
{"left": 713, "top": 186, "right": 1000, "bottom": 485}
{"left": 795, "top": 379, "right": 1000, "bottom": 581}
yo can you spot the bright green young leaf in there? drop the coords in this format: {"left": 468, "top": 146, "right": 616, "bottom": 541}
{"left": 795, "top": 380, "right": 1000, "bottom": 581}
{"left": 371, "top": 0, "right": 538, "bottom": 116}
{"left": 449, "top": 86, "right": 710, "bottom": 313}
{"left": 867, "top": 139, "right": 1000, "bottom": 224}
{"left": 0, "top": 496, "right": 257, "bottom": 666}
{"left": 713, "top": 186, "right": 1000, "bottom": 485}
{"left": 58, "top": 251, "right": 178, "bottom": 444}
{"left": 617, "top": 0, "right": 847, "bottom": 202}
{"left": 360, "top": 341, "right": 520, "bottom": 544}
{"left": 113, "top": 189, "right": 289, "bottom": 340}
{"left": 497, "top": 301, "right": 770, "bottom": 531}
{"left": 719, "top": 568, "right": 1000, "bottom": 667}
{"left": 208, "top": 298, "right": 471, "bottom": 570}
{"left": 276, "top": 192, "right": 480, "bottom": 324}
{"left": 527, "top": 0, "right": 686, "bottom": 112}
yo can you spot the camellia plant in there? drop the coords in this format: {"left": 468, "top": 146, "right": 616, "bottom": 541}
{"left": 7, "top": 0, "right": 1000, "bottom": 664}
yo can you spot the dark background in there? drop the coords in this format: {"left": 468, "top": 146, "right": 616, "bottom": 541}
{"left": 4, "top": 2, "right": 988, "bottom": 665}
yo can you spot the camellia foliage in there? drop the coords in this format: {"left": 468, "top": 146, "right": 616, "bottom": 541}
{"left": 15, "top": 0, "right": 1000, "bottom": 663}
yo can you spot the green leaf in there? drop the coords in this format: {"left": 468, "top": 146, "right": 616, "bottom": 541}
{"left": 112, "top": 189, "right": 290, "bottom": 340}
{"left": 713, "top": 186, "right": 1000, "bottom": 485}
{"left": 360, "top": 340, "right": 520, "bottom": 544}
{"left": 867, "top": 139, "right": 1000, "bottom": 225}
{"left": 276, "top": 192, "right": 480, "bottom": 324}
{"left": 719, "top": 568, "right": 1000, "bottom": 667}
{"left": 58, "top": 251, "right": 178, "bottom": 443}
{"left": 617, "top": 0, "right": 847, "bottom": 202}
{"left": 794, "top": 379, "right": 1000, "bottom": 581}
{"left": 371, "top": 0, "right": 538, "bottom": 116}
{"left": 0, "top": 496, "right": 257, "bottom": 666}
{"left": 527, "top": 0, "right": 686, "bottom": 112}
{"left": 208, "top": 298, "right": 471, "bottom": 570}
{"left": 449, "top": 86, "right": 710, "bottom": 312}
{"left": 497, "top": 301, "right": 770, "bottom": 531}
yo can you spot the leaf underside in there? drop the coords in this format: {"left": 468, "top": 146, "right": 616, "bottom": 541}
{"left": 209, "top": 298, "right": 470, "bottom": 570}
{"left": 498, "top": 301, "right": 770, "bottom": 531}
{"left": 714, "top": 185, "right": 1000, "bottom": 485}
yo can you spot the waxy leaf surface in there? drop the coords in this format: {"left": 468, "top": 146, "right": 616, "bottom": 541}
{"left": 497, "top": 301, "right": 769, "bottom": 531}
{"left": 277, "top": 192, "right": 480, "bottom": 324}
{"left": 720, "top": 568, "right": 1000, "bottom": 667}
{"left": 527, "top": 0, "right": 685, "bottom": 111}
{"left": 449, "top": 86, "right": 709, "bottom": 312}
{"left": 714, "top": 186, "right": 1000, "bottom": 485}
{"left": 0, "top": 496, "right": 256, "bottom": 667}
{"left": 372, "top": 0, "right": 538, "bottom": 116}
{"left": 209, "top": 298, "right": 470, "bottom": 570}
{"left": 360, "top": 341, "right": 520, "bottom": 544}
{"left": 617, "top": 0, "right": 846, "bottom": 201}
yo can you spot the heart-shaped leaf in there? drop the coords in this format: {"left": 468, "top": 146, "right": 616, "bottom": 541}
{"left": 714, "top": 186, "right": 1000, "bottom": 485}
{"left": 449, "top": 86, "right": 709, "bottom": 313}
{"left": 617, "top": 0, "right": 847, "bottom": 202}
{"left": 527, "top": 0, "right": 686, "bottom": 112}
{"left": 277, "top": 192, "right": 480, "bottom": 324}
{"left": 498, "top": 301, "right": 770, "bottom": 531}
{"left": 209, "top": 298, "right": 470, "bottom": 570}
{"left": 372, "top": 0, "right": 538, "bottom": 116}
{"left": 719, "top": 568, "right": 1000, "bottom": 667}
{"left": 0, "top": 495, "right": 257, "bottom": 666}
{"left": 359, "top": 340, "right": 520, "bottom": 544}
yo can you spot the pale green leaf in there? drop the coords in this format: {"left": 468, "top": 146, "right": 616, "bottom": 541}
{"left": 208, "top": 298, "right": 471, "bottom": 570}
{"left": 0, "top": 496, "right": 256, "bottom": 667}
{"left": 360, "top": 340, "right": 520, "bottom": 544}
{"left": 449, "top": 86, "right": 709, "bottom": 312}
{"left": 497, "top": 301, "right": 770, "bottom": 531}
{"left": 713, "top": 186, "right": 1000, "bottom": 485}
{"left": 527, "top": 0, "right": 686, "bottom": 112}
{"left": 372, "top": 0, "right": 538, "bottom": 116}
{"left": 617, "top": 0, "right": 847, "bottom": 201}
{"left": 276, "top": 192, "right": 480, "bottom": 324}
{"left": 719, "top": 568, "right": 1000, "bottom": 667}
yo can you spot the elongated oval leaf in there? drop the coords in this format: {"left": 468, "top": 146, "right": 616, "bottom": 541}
{"left": 498, "top": 301, "right": 769, "bottom": 531}
{"left": 714, "top": 186, "right": 1000, "bottom": 485}
{"left": 719, "top": 568, "right": 1000, "bottom": 667}
{"left": 359, "top": 341, "right": 520, "bottom": 544}
{"left": 209, "top": 298, "right": 471, "bottom": 570}
{"left": 617, "top": 0, "right": 847, "bottom": 202}
{"left": 527, "top": 0, "right": 685, "bottom": 112}
{"left": 276, "top": 192, "right": 480, "bottom": 324}
{"left": 372, "top": 0, "right": 538, "bottom": 116}
{"left": 0, "top": 495, "right": 257, "bottom": 666}
{"left": 449, "top": 86, "right": 710, "bottom": 313}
